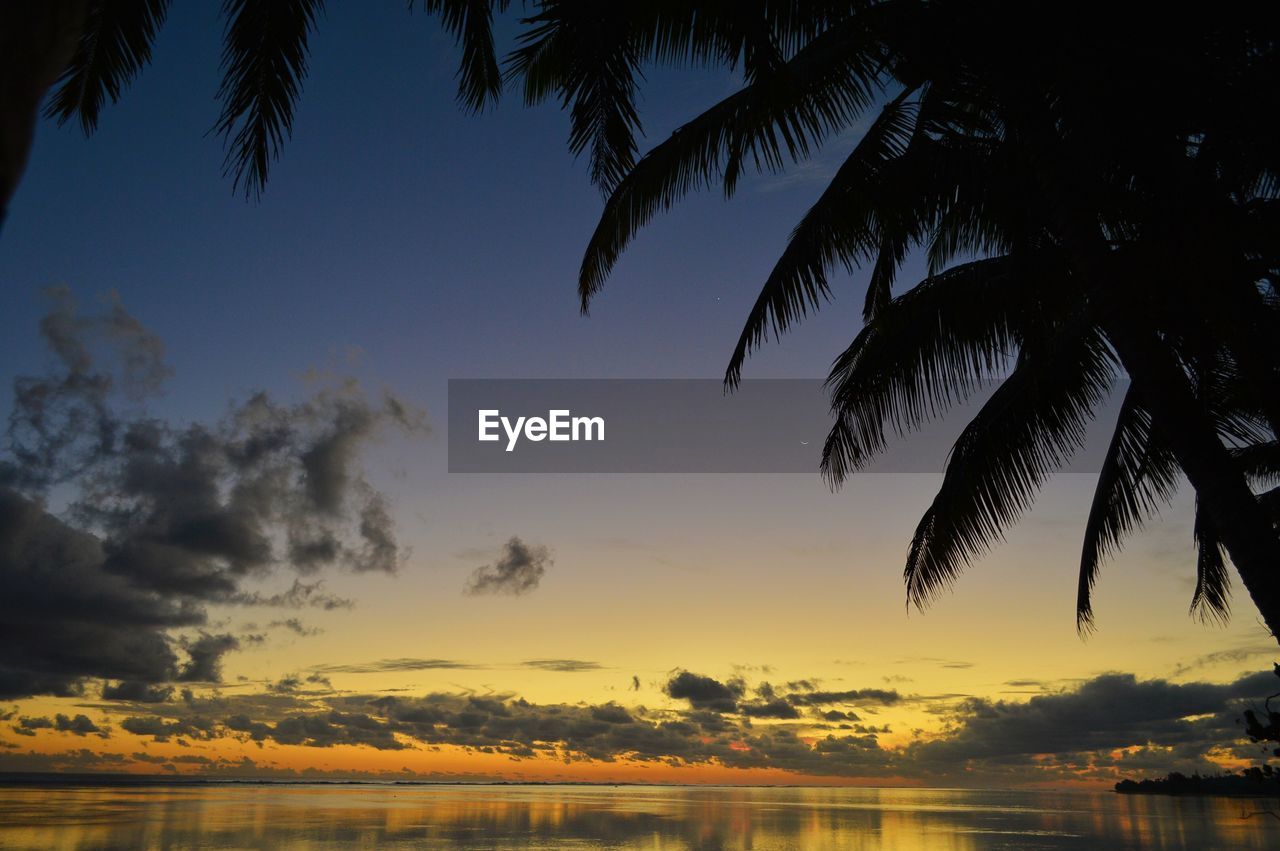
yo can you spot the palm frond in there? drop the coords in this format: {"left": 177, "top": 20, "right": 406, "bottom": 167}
{"left": 820, "top": 256, "right": 1032, "bottom": 484}
{"left": 418, "top": 0, "right": 509, "bottom": 112}
{"left": 1233, "top": 440, "right": 1280, "bottom": 490}
{"left": 44, "top": 0, "right": 171, "bottom": 134}
{"left": 722, "top": 87, "right": 917, "bottom": 386}
{"left": 510, "top": 2, "right": 879, "bottom": 194}
{"left": 214, "top": 0, "right": 325, "bottom": 199}
{"left": 723, "top": 82, "right": 1030, "bottom": 385}
{"left": 904, "top": 323, "right": 1117, "bottom": 610}
{"left": 1191, "top": 496, "right": 1232, "bottom": 624}
{"left": 509, "top": 3, "right": 648, "bottom": 192}
{"left": 1076, "top": 386, "right": 1180, "bottom": 633}
{"left": 573, "top": 13, "right": 886, "bottom": 310}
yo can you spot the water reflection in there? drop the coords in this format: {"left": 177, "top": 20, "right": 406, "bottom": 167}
{"left": 0, "top": 784, "right": 1274, "bottom": 850}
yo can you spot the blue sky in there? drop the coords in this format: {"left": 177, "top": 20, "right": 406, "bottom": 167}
{"left": 1, "top": 1, "right": 879, "bottom": 425}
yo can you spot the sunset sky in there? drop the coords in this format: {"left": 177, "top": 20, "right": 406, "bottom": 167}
{"left": 1, "top": 2, "right": 1276, "bottom": 788}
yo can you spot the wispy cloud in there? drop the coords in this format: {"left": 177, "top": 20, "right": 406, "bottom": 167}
{"left": 311, "top": 659, "right": 481, "bottom": 674}
{"left": 522, "top": 660, "right": 604, "bottom": 673}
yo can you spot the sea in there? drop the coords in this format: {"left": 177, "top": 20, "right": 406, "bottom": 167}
{"left": 0, "top": 782, "right": 1276, "bottom": 849}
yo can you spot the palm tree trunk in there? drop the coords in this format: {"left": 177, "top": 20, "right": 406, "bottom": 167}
{"left": 1103, "top": 316, "right": 1280, "bottom": 643}
{"left": 1034, "top": 115, "right": 1280, "bottom": 640}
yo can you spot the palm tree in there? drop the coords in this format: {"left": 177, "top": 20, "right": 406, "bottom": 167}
{"left": 6, "top": 2, "right": 1278, "bottom": 641}
{"left": 0, "top": 0, "right": 509, "bottom": 227}
{"left": 505, "top": 2, "right": 1280, "bottom": 639}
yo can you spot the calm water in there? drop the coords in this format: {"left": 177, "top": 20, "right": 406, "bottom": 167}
{"left": 0, "top": 784, "right": 1276, "bottom": 850}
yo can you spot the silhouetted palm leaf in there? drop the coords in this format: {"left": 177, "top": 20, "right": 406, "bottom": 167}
{"left": 904, "top": 324, "right": 1116, "bottom": 609}
{"left": 820, "top": 255, "right": 1027, "bottom": 482}
{"left": 572, "top": 14, "right": 886, "bottom": 309}
{"left": 725, "top": 86, "right": 1017, "bottom": 386}
{"left": 215, "top": 0, "right": 325, "bottom": 199}
{"left": 512, "top": 1, "right": 879, "bottom": 194}
{"left": 44, "top": 0, "right": 171, "bottom": 134}
{"left": 723, "top": 87, "right": 918, "bottom": 387}
{"left": 418, "top": 0, "right": 509, "bottom": 112}
{"left": 1192, "top": 496, "right": 1231, "bottom": 624}
{"left": 1076, "top": 388, "right": 1179, "bottom": 633}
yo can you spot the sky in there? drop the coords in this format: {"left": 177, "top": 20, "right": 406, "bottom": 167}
{"left": 0, "top": 3, "right": 1276, "bottom": 788}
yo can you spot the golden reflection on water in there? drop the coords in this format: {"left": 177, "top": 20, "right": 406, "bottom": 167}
{"left": 0, "top": 784, "right": 1274, "bottom": 850}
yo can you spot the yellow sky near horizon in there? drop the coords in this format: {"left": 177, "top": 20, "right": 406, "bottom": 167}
{"left": 3, "top": 471, "right": 1276, "bottom": 787}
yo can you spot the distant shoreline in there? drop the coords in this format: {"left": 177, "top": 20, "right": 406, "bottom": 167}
{"left": 0, "top": 772, "right": 1075, "bottom": 792}
{"left": 0, "top": 773, "right": 863, "bottom": 789}
{"left": 8, "top": 772, "right": 1275, "bottom": 797}
{"left": 1116, "top": 776, "right": 1280, "bottom": 799}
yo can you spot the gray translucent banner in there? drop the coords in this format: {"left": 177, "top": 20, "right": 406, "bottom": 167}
{"left": 447, "top": 379, "right": 1124, "bottom": 474}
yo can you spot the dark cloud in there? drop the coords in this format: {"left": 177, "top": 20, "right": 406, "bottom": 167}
{"left": 0, "top": 488, "right": 199, "bottom": 699}
{"left": 13, "top": 716, "right": 53, "bottom": 735}
{"left": 664, "top": 671, "right": 744, "bottom": 712}
{"left": 740, "top": 699, "right": 801, "bottom": 720}
{"left": 177, "top": 634, "right": 240, "bottom": 683}
{"left": 101, "top": 681, "right": 174, "bottom": 703}
{"left": 0, "top": 293, "right": 421, "bottom": 699}
{"left": 9, "top": 713, "right": 106, "bottom": 738}
{"left": 271, "top": 711, "right": 408, "bottom": 750}
{"left": 903, "top": 670, "right": 1280, "bottom": 781}
{"left": 120, "top": 714, "right": 218, "bottom": 742}
{"left": 464, "top": 537, "right": 551, "bottom": 596}
{"left": 785, "top": 688, "right": 901, "bottom": 707}
{"left": 270, "top": 673, "right": 333, "bottom": 694}
{"left": 821, "top": 710, "right": 859, "bottom": 722}
{"left": 55, "top": 713, "right": 108, "bottom": 737}
{"left": 591, "top": 704, "right": 634, "bottom": 724}
{"left": 523, "top": 660, "right": 602, "bottom": 673}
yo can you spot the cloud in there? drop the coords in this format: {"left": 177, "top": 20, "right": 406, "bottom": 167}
{"left": 101, "top": 681, "right": 174, "bottom": 703}
{"left": 821, "top": 710, "right": 860, "bottom": 722}
{"left": 233, "top": 579, "right": 354, "bottom": 611}
{"left": 0, "top": 488, "right": 200, "bottom": 699}
{"left": 54, "top": 713, "right": 108, "bottom": 737}
{"left": 311, "top": 658, "right": 478, "bottom": 674}
{"left": 1169, "top": 643, "right": 1278, "bottom": 678}
{"left": 9, "top": 667, "right": 1278, "bottom": 786}
{"left": 120, "top": 714, "right": 218, "bottom": 742}
{"left": 271, "top": 673, "right": 333, "bottom": 694}
{"left": 903, "top": 669, "right": 1280, "bottom": 781}
{"left": 178, "top": 634, "right": 240, "bottom": 683}
{"left": 785, "top": 688, "right": 902, "bottom": 707}
{"left": 268, "top": 618, "right": 322, "bottom": 637}
{"left": 464, "top": 537, "right": 551, "bottom": 596}
{"left": 522, "top": 660, "right": 603, "bottom": 673}
{"left": 12, "top": 716, "right": 53, "bottom": 736}
{"left": 664, "top": 671, "right": 744, "bottom": 712}
{"left": 660, "top": 673, "right": 898, "bottom": 719}
{"left": 740, "top": 699, "right": 801, "bottom": 720}
{"left": 0, "top": 292, "right": 422, "bottom": 699}
{"left": 896, "top": 656, "right": 975, "bottom": 670}
{"left": 12, "top": 714, "right": 108, "bottom": 738}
